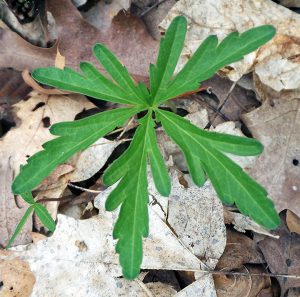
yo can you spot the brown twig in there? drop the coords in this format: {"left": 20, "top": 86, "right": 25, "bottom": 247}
{"left": 205, "top": 80, "right": 238, "bottom": 128}
{"left": 139, "top": 0, "right": 168, "bottom": 17}
{"left": 67, "top": 183, "right": 102, "bottom": 193}
{"left": 22, "top": 69, "right": 72, "bottom": 95}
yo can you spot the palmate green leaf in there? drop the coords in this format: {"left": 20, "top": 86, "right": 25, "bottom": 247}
{"left": 10, "top": 15, "right": 279, "bottom": 280}
{"left": 12, "top": 107, "right": 139, "bottom": 195}
{"left": 102, "top": 112, "right": 170, "bottom": 279}
{"left": 156, "top": 109, "right": 280, "bottom": 229}
{"left": 153, "top": 23, "right": 276, "bottom": 104}
{"left": 32, "top": 46, "right": 148, "bottom": 106}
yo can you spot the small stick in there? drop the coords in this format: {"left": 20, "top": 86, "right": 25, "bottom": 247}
{"left": 139, "top": 0, "right": 168, "bottom": 17}
{"left": 205, "top": 80, "right": 238, "bottom": 128}
{"left": 67, "top": 183, "right": 102, "bottom": 193}
{"left": 172, "top": 86, "right": 210, "bottom": 100}
{"left": 117, "top": 116, "right": 135, "bottom": 140}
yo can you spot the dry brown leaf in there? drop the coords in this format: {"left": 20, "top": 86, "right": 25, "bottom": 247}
{"left": 242, "top": 99, "right": 300, "bottom": 216}
{"left": 160, "top": 0, "right": 300, "bottom": 93}
{"left": 253, "top": 72, "right": 300, "bottom": 102}
{"left": 216, "top": 229, "right": 264, "bottom": 271}
{"left": 0, "top": 250, "right": 35, "bottom": 297}
{"left": 0, "top": 69, "right": 31, "bottom": 106}
{"left": 203, "top": 76, "right": 259, "bottom": 125}
{"left": 278, "top": 0, "right": 300, "bottom": 7}
{"left": 2, "top": 212, "right": 200, "bottom": 296}
{"left": 223, "top": 208, "right": 279, "bottom": 238}
{"left": 286, "top": 210, "right": 300, "bottom": 235}
{"left": 258, "top": 211, "right": 300, "bottom": 296}
{"left": 288, "top": 288, "right": 300, "bottom": 297}
{"left": 136, "top": 0, "right": 177, "bottom": 40}
{"left": 30, "top": 232, "right": 47, "bottom": 243}
{"left": 0, "top": 0, "right": 157, "bottom": 80}
{"left": 214, "top": 266, "right": 274, "bottom": 297}
{"left": 173, "top": 75, "right": 259, "bottom": 127}
{"left": 82, "top": 0, "right": 131, "bottom": 33}
{"left": 54, "top": 48, "right": 65, "bottom": 69}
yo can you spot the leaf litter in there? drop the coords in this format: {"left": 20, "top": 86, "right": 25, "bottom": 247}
{"left": 0, "top": 1, "right": 299, "bottom": 297}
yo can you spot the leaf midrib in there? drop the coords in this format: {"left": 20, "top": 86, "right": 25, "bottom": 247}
{"left": 126, "top": 115, "right": 150, "bottom": 276}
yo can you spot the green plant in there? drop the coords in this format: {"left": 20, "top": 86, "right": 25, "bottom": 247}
{"left": 10, "top": 16, "right": 280, "bottom": 279}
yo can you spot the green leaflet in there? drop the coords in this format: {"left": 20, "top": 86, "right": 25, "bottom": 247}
{"left": 150, "top": 16, "right": 187, "bottom": 104}
{"left": 93, "top": 44, "right": 146, "bottom": 102}
{"left": 156, "top": 109, "right": 280, "bottom": 229}
{"left": 32, "top": 48, "right": 148, "bottom": 106}
{"left": 6, "top": 196, "right": 56, "bottom": 248}
{"left": 103, "top": 112, "right": 170, "bottom": 279}
{"left": 154, "top": 24, "right": 276, "bottom": 104}
{"left": 12, "top": 107, "right": 139, "bottom": 194}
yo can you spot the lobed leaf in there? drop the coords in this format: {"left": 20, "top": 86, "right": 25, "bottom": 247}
{"left": 102, "top": 112, "right": 170, "bottom": 279}
{"left": 155, "top": 25, "right": 276, "bottom": 104}
{"left": 12, "top": 107, "right": 139, "bottom": 195}
{"left": 156, "top": 109, "right": 280, "bottom": 229}
{"left": 32, "top": 45, "right": 148, "bottom": 106}
{"left": 93, "top": 44, "right": 147, "bottom": 103}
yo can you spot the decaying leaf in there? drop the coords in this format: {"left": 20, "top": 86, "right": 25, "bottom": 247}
{"left": 160, "top": 0, "right": 300, "bottom": 93}
{"left": 286, "top": 210, "right": 300, "bottom": 235}
{"left": 258, "top": 211, "right": 300, "bottom": 296}
{"left": 0, "top": 0, "right": 157, "bottom": 80}
{"left": 223, "top": 208, "right": 279, "bottom": 238}
{"left": 149, "top": 172, "right": 226, "bottom": 269}
{"left": 0, "top": 68, "right": 31, "bottom": 105}
{"left": 82, "top": 0, "right": 131, "bottom": 33}
{"left": 0, "top": 250, "right": 36, "bottom": 297}
{"left": 216, "top": 229, "right": 264, "bottom": 271}
{"left": 2, "top": 210, "right": 201, "bottom": 296}
{"left": 242, "top": 99, "right": 300, "bottom": 216}
{"left": 253, "top": 72, "right": 300, "bottom": 103}
{"left": 94, "top": 187, "right": 202, "bottom": 272}
{"left": 175, "top": 273, "right": 217, "bottom": 297}
{"left": 148, "top": 172, "right": 226, "bottom": 296}
{"left": 214, "top": 266, "right": 274, "bottom": 297}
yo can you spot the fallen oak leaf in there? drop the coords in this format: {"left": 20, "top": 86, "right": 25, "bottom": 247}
{"left": 0, "top": 0, "right": 157, "bottom": 80}
{"left": 242, "top": 99, "right": 300, "bottom": 216}
{"left": 258, "top": 211, "right": 300, "bottom": 296}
